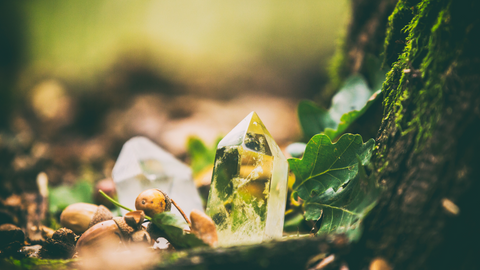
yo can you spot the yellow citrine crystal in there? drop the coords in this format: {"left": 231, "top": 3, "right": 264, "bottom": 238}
{"left": 206, "top": 112, "right": 288, "bottom": 246}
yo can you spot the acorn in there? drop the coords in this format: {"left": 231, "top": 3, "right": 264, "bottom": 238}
{"left": 76, "top": 220, "right": 124, "bottom": 253}
{"left": 76, "top": 210, "right": 150, "bottom": 254}
{"left": 60, "top": 203, "right": 113, "bottom": 235}
{"left": 135, "top": 189, "right": 171, "bottom": 217}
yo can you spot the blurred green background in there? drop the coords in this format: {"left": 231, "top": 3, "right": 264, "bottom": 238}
{"left": 0, "top": 0, "right": 350, "bottom": 189}
{"left": 22, "top": 0, "right": 347, "bottom": 93}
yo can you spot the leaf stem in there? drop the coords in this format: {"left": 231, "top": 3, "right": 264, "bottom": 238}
{"left": 99, "top": 190, "right": 152, "bottom": 221}
{"left": 171, "top": 198, "right": 191, "bottom": 227}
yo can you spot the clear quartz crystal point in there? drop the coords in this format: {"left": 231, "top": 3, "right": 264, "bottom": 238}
{"left": 112, "top": 136, "right": 203, "bottom": 218}
{"left": 206, "top": 111, "right": 288, "bottom": 246}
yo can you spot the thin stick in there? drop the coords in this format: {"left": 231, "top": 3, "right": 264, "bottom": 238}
{"left": 171, "top": 198, "right": 191, "bottom": 227}
{"left": 99, "top": 190, "right": 152, "bottom": 221}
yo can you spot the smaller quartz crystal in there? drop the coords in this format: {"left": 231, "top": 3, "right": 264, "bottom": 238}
{"left": 206, "top": 112, "right": 288, "bottom": 246}
{"left": 112, "top": 137, "right": 203, "bottom": 218}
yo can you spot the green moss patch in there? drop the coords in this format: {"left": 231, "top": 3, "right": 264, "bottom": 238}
{"left": 381, "top": 0, "right": 472, "bottom": 151}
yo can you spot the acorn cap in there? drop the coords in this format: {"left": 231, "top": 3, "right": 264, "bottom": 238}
{"left": 124, "top": 210, "right": 145, "bottom": 229}
{"left": 130, "top": 229, "right": 151, "bottom": 244}
{"left": 113, "top": 217, "right": 135, "bottom": 240}
{"left": 0, "top": 224, "right": 25, "bottom": 250}
{"left": 157, "top": 189, "right": 172, "bottom": 212}
{"left": 88, "top": 205, "right": 114, "bottom": 229}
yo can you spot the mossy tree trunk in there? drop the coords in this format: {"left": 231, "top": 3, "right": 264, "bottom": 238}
{"left": 348, "top": 0, "right": 480, "bottom": 269}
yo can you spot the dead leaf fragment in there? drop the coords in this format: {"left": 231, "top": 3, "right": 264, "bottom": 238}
{"left": 190, "top": 209, "right": 218, "bottom": 247}
{"left": 313, "top": 254, "right": 335, "bottom": 269}
{"left": 369, "top": 257, "right": 392, "bottom": 270}
{"left": 441, "top": 198, "right": 460, "bottom": 215}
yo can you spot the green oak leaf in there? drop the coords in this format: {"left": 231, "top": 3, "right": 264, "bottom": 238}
{"left": 152, "top": 212, "right": 208, "bottom": 250}
{"left": 323, "top": 90, "right": 381, "bottom": 140}
{"left": 298, "top": 101, "right": 337, "bottom": 140}
{"left": 298, "top": 75, "right": 381, "bottom": 140}
{"left": 288, "top": 133, "right": 380, "bottom": 240}
{"left": 305, "top": 157, "right": 382, "bottom": 240}
{"left": 289, "top": 133, "right": 374, "bottom": 201}
{"left": 328, "top": 75, "right": 373, "bottom": 122}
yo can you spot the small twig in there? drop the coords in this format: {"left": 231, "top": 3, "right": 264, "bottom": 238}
{"left": 171, "top": 198, "right": 191, "bottom": 227}
{"left": 99, "top": 190, "right": 152, "bottom": 221}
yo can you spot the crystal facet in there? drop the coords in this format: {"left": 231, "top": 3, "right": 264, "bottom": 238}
{"left": 206, "top": 112, "right": 288, "bottom": 246}
{"left": 112, "top": 137, "right": 203, "bottom": 218}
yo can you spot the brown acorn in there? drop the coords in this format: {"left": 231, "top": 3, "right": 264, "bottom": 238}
{"left": 76, "top": 211, "right": 151, "bottom": 254}
{"left": 76, "top": 220, "right": 124, "bottom": 253}
{"left": 135, "top": 189, "right": 171, "bottom": 217}
{"left": 60, "top": 203, "right": 113, "bottom": 235}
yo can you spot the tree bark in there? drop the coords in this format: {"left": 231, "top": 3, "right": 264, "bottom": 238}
{"left": 348, "top": 0, "right": 480, "bottom": 269}
{"left": 157, "top": 236, "right": 350, "bottom": 270}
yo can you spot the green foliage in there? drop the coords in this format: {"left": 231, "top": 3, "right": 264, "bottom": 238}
{"left": 298, "top": 75, "right": 381, "bottom": 140}
{"left": 306, "top": 158, "right": 381, "bottom": 240}
{"left": 298, "top": 101, "right": 336, "bottom": 140}
{"left": 289, "top": 133, "right": 374, "bottom": 200}
{"left": 283, "top": 213, "right": 307, "bottom": 232}
{"left": 48, "top": 180, "right": 93, "bottom": 213}
{"left": 288, "top": 133, "right": 380, "bottom": 240}
{"left": 187, "top": 136, "right": 221, "bottom": 176}
{"left": 323, "top": 91, "right": 380, "bottom": 141}
{"left": 152, "top": 212, "right": 208, "bottom": 250}
{"left": 1, "top": 257, "right": 75, "bottom": 270}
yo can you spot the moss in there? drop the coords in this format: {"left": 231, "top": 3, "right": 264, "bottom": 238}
{"left": 327, "top": 32, "right": 349, "bottom": 93}
{"left": 383, "top": 0, "right": 421, "bottom": 67}
{"left": 155, "top": 235, "right": 348, "bottom": 270}
{"left": 380, "top": 0, "right": 472, "bottom": 152}
{"left": 1, "top": 257, "right": 77, "bottom": 270}
{"left": 163, "top": 251, "right": 189, "bottom": 264}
